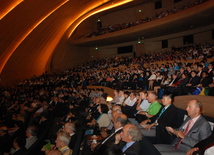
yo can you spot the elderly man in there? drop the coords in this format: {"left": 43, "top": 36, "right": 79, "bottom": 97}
{"left": 55, "top": 131, "right": 72, "bottom": 155}
{"left": 91, "top": 113, "right": 128, "bottom": 154}
{"left": 25, "top": 125, "right": 38, "bottom": 149}
{"left": 115, "top": 123, "right": 143, "bottom": 154}
{"left": 154, "top": 99, "right": 211, "bottom": 155}
{"left": 62, "top": 122, "right": 77, "bottom": 150}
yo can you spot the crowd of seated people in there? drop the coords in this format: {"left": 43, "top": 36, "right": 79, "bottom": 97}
{"left": 1, "top": 84, "right": 213, "bottom": 155}
{"left": 43, "top": 44, "right": 214, "bottom": 95}
{"left": 85, "top": 0, "right": 208, "bottom": 38}
{"left": 81, "top": 90, "right": 213, "bottom": 155}
{"left": 0, "top": 43, "right": 214, "bottom": 154}
{"left": 85, "top": 45, "right": 214, "bottom": 96}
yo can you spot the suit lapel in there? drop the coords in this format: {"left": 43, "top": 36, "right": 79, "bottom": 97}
{"left": 186, "top": 116, "right": 202, "bottom": 135}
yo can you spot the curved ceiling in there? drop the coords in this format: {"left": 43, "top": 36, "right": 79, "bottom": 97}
{"left": 0, "top": 0, "right": 213, "bottom": 85}
{"left": 70, "top": 0, "right": 214, "bottom": 46}
{"left": 0, "top": 0, "right": 133, "bottom": 84}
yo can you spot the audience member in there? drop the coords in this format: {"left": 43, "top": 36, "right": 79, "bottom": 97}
{"left": 114, "top": 123, "right": 142, "bottom": 154}
{"left": 154, "top": 99, "right": 211, "bottom": 155}
{"left": 136, "top": 91, "right": 161, "bottom": 125}
{"left": 139, "top": 92, "right": 177, "bottom": 144}
{"left": 12, "top": 137, "right": 27, "bottom": 155}
{"left": 55, "top": 131, "right": 72, "bottom": 155}
{"left": 0, "top": 125, "right": 11, "bottom": 154}
{"left": 25, "top": 125, "right": 38, "bottom": 149}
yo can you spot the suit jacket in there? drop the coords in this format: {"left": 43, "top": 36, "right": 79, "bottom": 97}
{"left": 93, "top": 128, "right": 123, "bottom": 154}
{"left": 150, "top": 104, "right": 177, "bottom": 144}
{"left": 25, "top": 136, "right": 38, "bottom": 149}
{"left": 13, "top": 148, "right": 27, "bottom": 155}
{"left": 200, "top": 76, "right": 212, "bottom": 87}
{"left": 193, "top": 129, "right": 214, "bottom": 154}
{"left": 178, "top": 78, "right": 189, "bottom": 87}
{"left": 172, "top": 115, "right": 211, "bottom": 152}
{"left": 188, "top": 76, "right": 200, "bottom": 86}
{"left": 0, "top": 133, "right": 11, "bottom": 153}
{"left": 150, "top": 104, "right": 177, "bottom": 128}
{"left": 140, "top": 137, "right": 161, "bottom": 155}
{"left": 69, "top": 133, "right": 77, "bottom": 150}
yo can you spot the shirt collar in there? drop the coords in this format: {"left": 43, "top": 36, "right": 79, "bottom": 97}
{"left": 125, "top": 141, "right": 135, "bottom": 149}
{"left": 191, "top": 114, "right": 201, "bottom": 124}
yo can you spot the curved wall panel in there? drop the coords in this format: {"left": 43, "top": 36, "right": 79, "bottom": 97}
{"left": 0, "top": 0, "right": 213, "bottom": 85}
{"left": 0, "top": 0, "right": 133, "bottom": 85}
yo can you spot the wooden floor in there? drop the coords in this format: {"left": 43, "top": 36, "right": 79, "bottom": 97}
{"left": 173, "top": 95, "right": 214, "bottom": 118}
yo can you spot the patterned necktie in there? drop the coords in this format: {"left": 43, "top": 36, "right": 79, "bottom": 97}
{"left": 175, "top": 119, "right": 193, "bottom": 150}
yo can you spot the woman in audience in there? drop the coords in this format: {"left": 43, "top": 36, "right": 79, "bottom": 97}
{"left": 197, "top": 71, "right": 212, "bottom": 88}
{"left": 154, "top": 74, "right": 170, "bottom": 94}
{"left": 96, "top": 104, "right": 111, "bottom": 129}
{"left": 153, "top": 72, "right": 163, "bottom": 92}
{"left": 148, "top": 71, "right": 157, "bottom": 90}
{"left": 168, "top": 73, "right": 189, "bottom": 96}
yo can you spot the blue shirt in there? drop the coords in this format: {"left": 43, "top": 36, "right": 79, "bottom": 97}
{"left": 122, "top": 141, "right": 135, "bottom": 152}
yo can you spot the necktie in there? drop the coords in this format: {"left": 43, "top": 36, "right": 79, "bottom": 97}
{"left": 175, "top": 119, "right": 193, "bottom": 150}
{"left": 158, "top": 108, "right": 165, "bottom": 117}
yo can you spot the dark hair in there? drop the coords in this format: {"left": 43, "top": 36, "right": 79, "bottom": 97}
{"left": 191, "top": 70, "right": 197, "bottom": 74}
{"left": 124, "top": 91, "right": 130, "bottom": 96}
{"left": 99, "top": 88, "right": 104, "bottom": 92}
{"left": 14, "top": 137, "right": 26, "bottom": 149}
{"left": 163, "top": 92, "right": 174, "bottom": 102}
{"left": 201, "top": 71, "right": 208, "bottom": 76}
{"left": 131, "top": 91, "right": 137, "bottom": 97}
{"left": 138, "top": 89, "right": 147, "bottom": 95}
{"left": 100, "top": 104, "right": 109, "bottom": 114}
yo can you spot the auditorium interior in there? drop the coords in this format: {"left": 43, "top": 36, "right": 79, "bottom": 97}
{"left": 0, "top": 0, "right": 214, "bottom": 155}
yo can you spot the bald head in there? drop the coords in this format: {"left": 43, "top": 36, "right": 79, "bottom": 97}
{"left": 112, "top": 105, "right": 121, "bottom": 112}
{"left": 186, "top": 99, "right": 203, "bottom": 118}
{"left": 63, "top": 122, "right": 76, "bottom": 134}
{"left": 114, "top": 113, "right": 128, "bottom": 129}
{"left": 111, "top": 110, "right": 122, "bottom": 123}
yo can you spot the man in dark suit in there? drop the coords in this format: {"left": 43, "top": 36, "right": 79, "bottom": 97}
{"left": 91, "top": 113, "right": 128, "bottom": 154}
{"left": 0, "top": 126, "right": 12, "bottom": 154}
{"left": 139, "top": 92, "right": 177, "bottom": 144}
{"left": 12, "top": 137, "right": 27, "bottom": 155}
{"left": 62, "top": 122, "right": 77, "bottom": 150}
{"left": 207, "top": 63, "right": 213, "bottom": 78}
{"left": 185, "top": 71, "right": 200, "bottom": 94}
{"left": 114, "top": 123, "right": 142, "bottom": 155}
{"left": 154, "top": 99, "right": 211, "bottom": 155}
